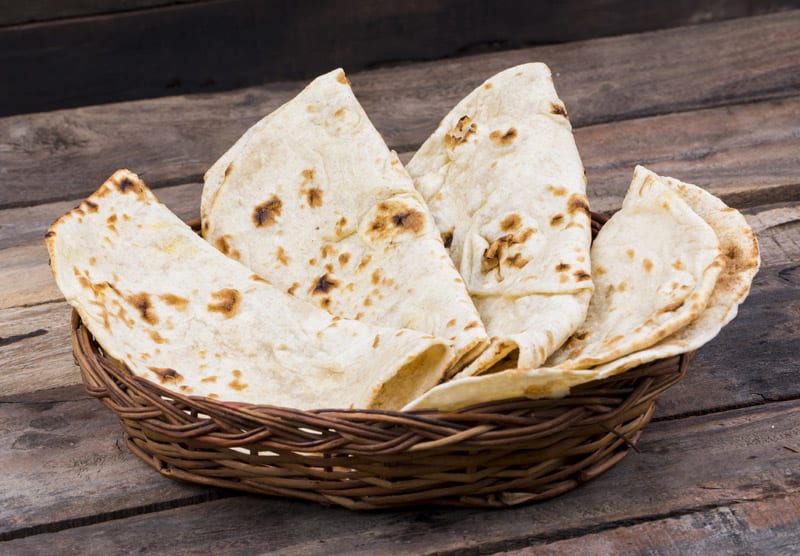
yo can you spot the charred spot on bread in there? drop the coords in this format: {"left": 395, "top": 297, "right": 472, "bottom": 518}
{"left": 489, "top": 127, "right": 518, "bottom": 145}
{"left": 252, "top": 196, "right": 282, "bottom": 227}
{"left": 550, "top": 102, "right": 568, "bottom": 117}
{"left": 311, "top": 273, "right": 339, "bottom": 295}
{"left": 207, "top": 288, "right": 242, "bottom": 318}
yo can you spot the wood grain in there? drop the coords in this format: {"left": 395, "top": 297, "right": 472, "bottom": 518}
{"left": 0, "top": 391, "right": 215, "bottom": 540}
{"left": 3, "top": 2, "right": 798, "bottom": 115}
{"left": 2, "top": 10, "right": 799, "bottom": 208}
{"left": 497, "top": 492, "right": 800, "bottom": 555}
{"left": 577, "top": 97, "right": 800, "bottom": 214}
{"left": 0, "top": 1, "right": 196, "bottom": 27}
{"left": 1, "top": 90, "right": 798, "bottom": 243}
{"left": 2, "top": 399, "right": 798, "bottom": 551}
{"left": 0, "top": 302, "right": 74, "bottom": 398}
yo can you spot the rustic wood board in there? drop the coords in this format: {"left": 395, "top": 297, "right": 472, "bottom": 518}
{"left": 3, "top": 2, "right": 798, "bottom": 115}
{"left": 2, "top": 91, "right": 798, "bottom": 251}
{"left": 0, "top": 391, "right": 216, "bottom": 540}
{"left": 0, "top": 302, "right": 74, "bottom": 397}
{"left": 2, "top": 400, "right": 798, "bottom": 552}
{"left": 497, "top": 492, "right": 800, "bottom": 555}
{"left": 2, "top": 10, "right": 799, "bottom": 208}
{"left": 0, "top": 1, "right": 196, "bottom": 27}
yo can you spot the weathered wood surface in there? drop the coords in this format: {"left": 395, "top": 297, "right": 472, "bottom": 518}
{"left": 0, "top": 1, "right": 195, "bottom": 27}
{"left": 0, "top": 388, "right": 216, "bottom": 541}
{"left": 1, "top": 11, "right": 798, "bottom": 553}
{"left": 3, "top": 400, "right": 798, "bottom": 552}
{"left": 3, "top": 1, "right": 798, "bottom": 115}
{"left": 498, "top": 492, "right": 800, "bottom": 555}
{"left": 2, "top": 10, "right": 800, "bottom": 208}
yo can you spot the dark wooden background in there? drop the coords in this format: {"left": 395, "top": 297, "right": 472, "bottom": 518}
{"left": 3, "top": 0, "right": 800, "bottom": 117}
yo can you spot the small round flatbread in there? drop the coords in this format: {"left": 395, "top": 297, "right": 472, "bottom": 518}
{"left": 546, "top": 166, "right": 724, "bottom": 370}
{"left": 588, "top": 170, "right": 760, "bottom": 378}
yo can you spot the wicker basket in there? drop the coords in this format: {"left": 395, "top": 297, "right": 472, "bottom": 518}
{"left": 70, "top": 214, "right": 694, "bottom": 509}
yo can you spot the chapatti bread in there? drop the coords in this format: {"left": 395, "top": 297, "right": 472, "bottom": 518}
{"left": 587, "top": 169, "right": 760, "bottom": 378}
{"left": 403, "top": 367, "right": 599, "bottom": 412}
{"left": 406, "top": 63, "right": 593, "bottom": 376}
{"left": 547, "top": 166, "right": 724, "bottom": 370}
{"left": 202, "top": 69, "right": 488, "bottom": 376}
{"left": 46, "top": 170, "right": 452, "bottom": 410}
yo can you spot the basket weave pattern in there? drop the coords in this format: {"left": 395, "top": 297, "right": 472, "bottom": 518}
{"left": 70, "top": 214, "right": 693, "bottom": 509}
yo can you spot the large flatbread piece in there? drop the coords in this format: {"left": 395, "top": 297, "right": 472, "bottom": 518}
{"left": 46, "top": 170, "right": 451, "bottom": 410}
{"left": 406, "top": 63, "right": 593, "bottom": 376}
{"left": 547, "top": 166, "right": 724, "bottom": 370}
{"left": 202, "top": 69, "right": 488, "bottom": 375}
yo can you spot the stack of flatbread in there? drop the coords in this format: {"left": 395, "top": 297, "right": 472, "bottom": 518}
{"left": 46, "top": 64, "right": 759, "bottom": 412}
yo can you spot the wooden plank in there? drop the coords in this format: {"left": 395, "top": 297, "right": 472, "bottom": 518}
{"left": 496, "top": 492, "right": 800, "bottom": 555}
{"left": 3, "top": 2, "right": 798, "bottom": 116}
{"left": 577, "top": 96, "right": 800, "bottom": 214}
{"left": 0, "top": 1, "right": 197, "bottom": 27}
{"left": 2, "top": 399, "right": 798, "bottom": 552}
{"left": 0, "top": 302, "right": 74, "bottom": 398}
{"left": 0, "top": 389, "right": 216, "bottom": 540}
{"left": 0, "top": 84, "right": 797, "bottom": 222}
{"left": 2, "top": 11, "right": 800, "bottom": 208}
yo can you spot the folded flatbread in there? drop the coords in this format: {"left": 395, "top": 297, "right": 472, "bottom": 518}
{"left": 586, "top": 168, "right": 760, "bottom": 378}
{"left": 547, "top": 166, "right": 725, "bottom": 370}
{"left": 403, "top": 366, "right": 599, "bottom": 412}
{"left": 202, "top": 68, "right": 488, "bottom": 376}
{"left": 46, "top": 170, "right": 452, "bottom": 410}
{"left": 406, "top": 63, "right": 593, "bottom": 376}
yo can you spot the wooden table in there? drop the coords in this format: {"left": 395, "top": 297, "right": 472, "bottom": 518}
{"left": 2, "top": 10, "right": 799, "bottom": 554}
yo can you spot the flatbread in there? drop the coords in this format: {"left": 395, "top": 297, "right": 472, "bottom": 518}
{"left": 46, "top": 170, "right": 452, "bottom": 410}
{"left": 403, "top": 367, "right": 599, "bottom": 412}
{"left": 202, "top": 68, "right": 488, "bottom": 376}
{"left": 547, "top": 166, "right": 724, "bottom": 370}
{"left": 587, "top": 169, "right": 760, "bottom": 378}
{"left": 406, "top": 63, "right": 593, "bottom": 376}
